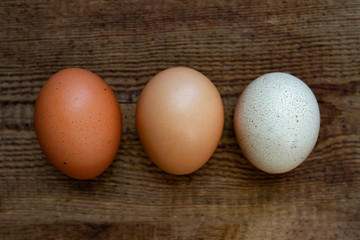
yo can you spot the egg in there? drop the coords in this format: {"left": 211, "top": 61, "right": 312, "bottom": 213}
{"left": 234, "top": 72, "right": 320, "bottom": 174}
{"left": 136, "top": 67, "right": 224, "bottom": 175}
{"left": 34, "top": 68, "right": 122, "bottom": 179}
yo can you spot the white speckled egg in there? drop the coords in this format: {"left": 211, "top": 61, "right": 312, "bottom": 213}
{"left": 234, "top": 72, "right": 320, "bottom": 174}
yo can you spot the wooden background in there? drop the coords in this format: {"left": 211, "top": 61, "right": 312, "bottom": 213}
{"left": 1, "top": 0, "right": 359, "bottom": 239}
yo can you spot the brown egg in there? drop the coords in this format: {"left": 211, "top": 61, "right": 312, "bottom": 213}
{"left": 136, "top": 67, "right": 224, "bottom": 175}
{"left": 34, "top": 68, "right": 122, "bottom": 179}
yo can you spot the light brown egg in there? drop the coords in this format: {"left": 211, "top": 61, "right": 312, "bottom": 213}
{"left": 136, "top": 67, "right": 224, "bottom": 175}
{"left": 34, "top": 68, "right": 122, "bottom": 179}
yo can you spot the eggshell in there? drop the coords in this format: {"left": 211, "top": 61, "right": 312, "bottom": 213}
{"left": 136, "top": 67, "right": 224, "bottom": 175}
{"left": 234, "top": 72, "right": 320, "bottom": 174}
{"left": 34, "top": 68, "right": 122, "bottom": 179}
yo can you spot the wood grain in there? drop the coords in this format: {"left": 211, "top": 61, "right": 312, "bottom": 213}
{"left": 1, "top": 0, "right": 359, "bottom": 239}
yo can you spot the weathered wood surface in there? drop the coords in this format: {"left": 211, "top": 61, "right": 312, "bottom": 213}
{"left": 1, "top": 0, "right": 359, "bottom": 239}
